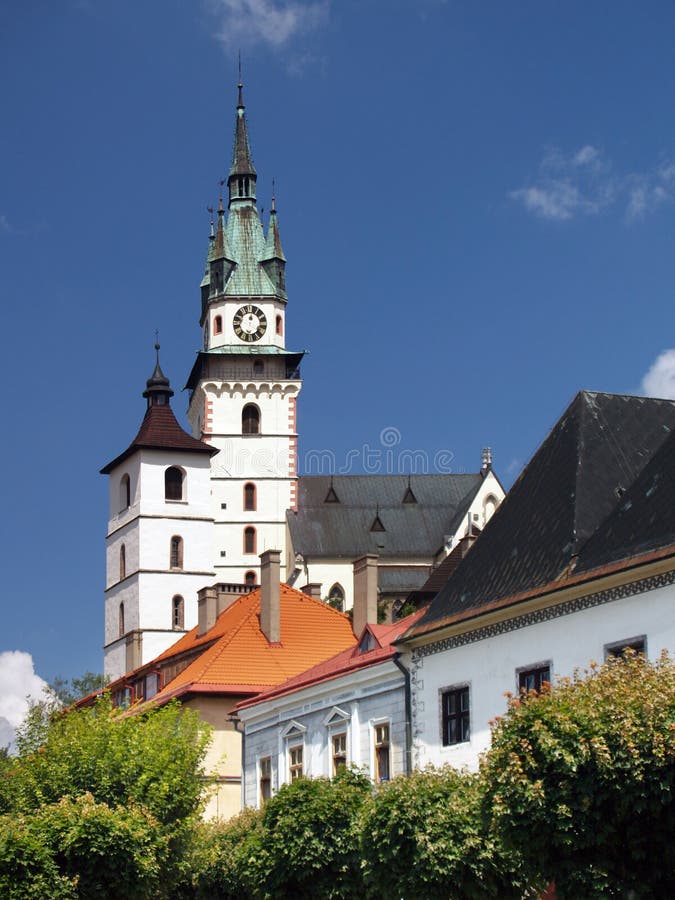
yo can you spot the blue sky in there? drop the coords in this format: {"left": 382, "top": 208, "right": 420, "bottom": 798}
{"left": 1, "top": 0, "right": 675, "bottom": 723}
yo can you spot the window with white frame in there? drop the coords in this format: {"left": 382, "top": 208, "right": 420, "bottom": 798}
{"left": 324, "top": 707, "right": 351, "bottom": 777}
{"left": 289, "top": 745, "right": 303, "bottom": 781}
{"left": 281, "top": 721, "right": 307, "bottom": 784}
{"left": 259, "top": 756, "right": 272, "bottom": 803}
{"left": 374, "top": 722, "right": 391, "bottom": 783}
{"left": 332, "top": 733, "right": 347, "bottom": 775}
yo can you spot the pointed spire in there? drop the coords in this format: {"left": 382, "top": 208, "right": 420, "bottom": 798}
{"left": 143, "top": 339, "right": 174, "bottom": 409}
{"left": 228, "top": 69, "right": 257, "bottom": 207}
{"left": 263, "top": 181, "right": 286, "bottom": 262}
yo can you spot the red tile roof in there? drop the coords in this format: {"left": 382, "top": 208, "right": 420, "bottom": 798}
{"left": 101, "top": 404, "right": 215, "bottom": 473}
{"left": 236, "top": 608, "right": 426, "bottom": 710}
{"left": 143, "top": 584, "right": 356, "bottom": 706}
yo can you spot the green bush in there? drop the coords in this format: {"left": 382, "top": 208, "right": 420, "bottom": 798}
{"left": 482, "top": 651, "right": 675, "bottom": 898}
{"left": 191, "top": 807, "right": 265, "bottom": 899}
{"left": 360, "top": 766, "right": 526, "bottom": 899}
{"left": 0, "top": 813, "right": 77, "bottom": 899}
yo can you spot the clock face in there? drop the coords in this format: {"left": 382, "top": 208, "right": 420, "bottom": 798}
{"left": 233, "top": 305, "right": 267, "bottom": 342}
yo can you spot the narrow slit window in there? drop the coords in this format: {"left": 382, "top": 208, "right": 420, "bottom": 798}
{"left": 170, "top": 536, "right": 184, "bottom": 569}
{"left": 244, "top": 527, "right": 256, "bottom": 555}
{"left": 244, "top": 482, "right": 256, "bottom": 511}
{"left": 172, "top": 595, "right": 184, "bottom": 630}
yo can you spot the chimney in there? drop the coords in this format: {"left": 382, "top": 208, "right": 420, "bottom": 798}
{"left": 198, "top": 585, "right": 218, "bottom": 637}
{"left": 260, "top": 549, "right": 281, "bottom": 643}
{"left": 352, "top": 554, "right": 378, "bottom": 637}
{"left": 301, "top": 583, "right": 322, "bottom": 600}
{"left": 125, "top": 630, "right": 142, "bottom": 672}
{"left": 481, "top": 447, "right": 492, "bottom": 476}
{"left": 216, "top": 583, "right": 248, "bottom": 615}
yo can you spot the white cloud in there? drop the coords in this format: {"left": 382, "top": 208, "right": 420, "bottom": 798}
{"left": 0, "top": 214, "right": 12, "bottom": 234}
{"left": 207, "top": 0, "right": 329, "bottom": 51}
{"left": 510, "top": 146, "right": 675, "bottom": 223}
{"left": 0, "top": 650, "right": 49, "bottom": 752}
{"left": 641, "top": 349, "right": 675, "bottom": 400}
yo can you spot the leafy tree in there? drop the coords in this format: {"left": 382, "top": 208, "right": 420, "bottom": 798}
{"left": 13, "top": 695, "right": 210, "bottom": 828}
{"left": 0, "top": 794, "right": 166, "bottom": 900}
{"left": 191, "top": 807, "right": 265, "bottom": 899}
{"left": 360, "top": 766, "right": 527, "bottom": 899}
{"left": 257, "top": 769, "right": 371, "bottom": 899}
{"left": 48, "top": 672, "right": 109, "bottom": 708}
{"left": 481, "top": 651, "right": 675, "bottom": 898}
{"left": 2, "top": 695, "right": 211, "bottom": 895}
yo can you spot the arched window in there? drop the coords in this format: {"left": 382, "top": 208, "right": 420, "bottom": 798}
{"left": 172, "top": 595, "right": 184, "bottom": 630}
{"left": 244, "top": 482, "right": 257, "bottom": 511}
{"left": 118, "top": 602, "right": 125, "bottom": 638}
{"left": 170, "top": 535, "right": 183, "bottom": 570}
{"left": 244, "top": 526, "right": 256, "bottom": 555}
{"left": 253, "top": 360, "right": 264, "bottom": 376}
{"left": 328, "top": 583, "right": 345, "bottom": 612}
{"left": 120, "top": 474, "right": 131, "bottom": 511}
{"left": 165, "top": 467, "right": 184, "bottom": 501}
{"left": 242, "top": 404, "right": 260, "bottom": 435}
{"left": 276, "top": 315, "right": 283, "bottom": 336}
{"left": 484, "top": 494, "right": 498, "bottom": 523}
{"left": 213, "top": 315, "right": 223, "bottom": 335}
{"left": 119, "top": 544, "right": 126, "bottom": 581}
{"left": 245, "top": 570, "right": 256, "bottom": 586}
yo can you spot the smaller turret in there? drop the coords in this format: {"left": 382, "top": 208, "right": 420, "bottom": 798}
{"left": 143, "top": 343, "right": 174, "bottom": 409}
{"left": 261, "top": 191, "right": 287, "bottom": 296}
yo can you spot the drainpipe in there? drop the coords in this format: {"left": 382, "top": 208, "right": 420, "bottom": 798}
{"left": 228, "top": 712, "right": 245, "bottom": 810}
{"left": 392, "top": 653, "right": 412, "bottom": 776}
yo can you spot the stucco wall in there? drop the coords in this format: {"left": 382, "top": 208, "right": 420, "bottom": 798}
{"left": 409, "top": 576, "right": 675, "bottom": 772}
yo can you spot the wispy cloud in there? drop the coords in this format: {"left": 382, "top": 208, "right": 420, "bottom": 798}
{"left": 641, "top": 349, "right": 675, "bottom": 400}
{"left": 510, "top": 146, "right": 675, "bottom": 223}
{"left": 0, "top": 650, "right": 49, "bottom": 752}
{"left": 0, "top": 214, "right": 13, "bottom": 234}
{"left": 207, "top": 0, "right": 329, "bottom": 52}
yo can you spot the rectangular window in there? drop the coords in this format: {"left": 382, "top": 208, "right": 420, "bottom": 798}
{"left": 145, "top": 673, "right": 159, "bottom": 700}
{"left": 605, "top": 636, "right": 646, "bottom": 659}
{"left": 518, "top": 664, "right": 551, "bottom": 694}
{"left": 259, "top": 756, "right": 272, "bottom": 803}
{"left": 374, "top": 723, "right": 390, "bottom": 782}
{"left": 289, "top": 745, "right": 303, "bottom": 782}
{"left": 332, "top": 733, "right": 347, "bottom": 776}
{"left": 441, "top": 686, "right": 470, "bottom": 746}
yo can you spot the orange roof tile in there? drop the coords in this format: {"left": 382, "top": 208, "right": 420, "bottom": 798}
{"left": 149, "top": 584, "right": 355, "bottom": 705}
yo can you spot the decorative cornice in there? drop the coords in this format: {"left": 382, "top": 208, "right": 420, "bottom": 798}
{"left": 412, "top": 570, "right": 675, "bottom": 661}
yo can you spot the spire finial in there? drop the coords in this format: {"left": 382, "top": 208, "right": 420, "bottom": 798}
{"left": 271, "top": 177, "right": 276, "bottom": 212}
{"left": 237, "top": 52, "right": 244, "bottom": 108}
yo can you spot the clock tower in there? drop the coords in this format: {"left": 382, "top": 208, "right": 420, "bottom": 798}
{"left": 186, "top": 79, "right": 303, "bottom": 584}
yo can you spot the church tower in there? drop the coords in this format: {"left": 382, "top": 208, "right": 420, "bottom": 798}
{"left": 101, "top": 347, "right": 216, "bottom": 679}
{"left": 185, "top": 79, "right": 303, "bottom": 584}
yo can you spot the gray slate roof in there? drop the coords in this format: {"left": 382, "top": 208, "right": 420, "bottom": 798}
{"left": 288, "top": 474, "right": 483, "bottom": 559}
{"left": 405, "top": 392, "right": 675, "bottom": 639}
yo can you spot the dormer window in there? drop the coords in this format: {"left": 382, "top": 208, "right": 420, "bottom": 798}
{"left": 359, "top": 631, "right": 376, "bottom": 653}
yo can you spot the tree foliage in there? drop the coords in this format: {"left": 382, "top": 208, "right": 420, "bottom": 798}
{"left": 0, "top": 695, "right": 211, "bottom": 898}
{"left": 482, "top": 651, "right": 675, "bottom": 898}
{"left": 360, "top": 766, "right": 526, "bottom": 899}
{"left": 48, "top": 672, "right": 109, "bottom": 708}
